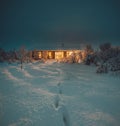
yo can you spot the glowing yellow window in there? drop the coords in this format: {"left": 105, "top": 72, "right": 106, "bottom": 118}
{"left": 48, "top": 52, "right": 52, "bottom": 58}
{"left": 38, "top": 52, "right": 42, "bottom": 58}
{"left": 55, "top": 52, "right": 64, "bottom": 59}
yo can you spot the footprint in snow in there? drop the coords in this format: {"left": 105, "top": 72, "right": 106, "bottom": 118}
{"left": 54, "top": 95, "right": 60, "bottom": 109}
{"left": 60, "top": 105, "right": 71, "bottom": 126}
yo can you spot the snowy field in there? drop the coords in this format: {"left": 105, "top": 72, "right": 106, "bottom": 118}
{"left": 0, "top": 61, "right": 120, "bottom": 126}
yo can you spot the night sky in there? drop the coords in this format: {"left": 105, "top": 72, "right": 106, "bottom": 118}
{"left": 0, "top": 0, "right": 120, "bottom": 50}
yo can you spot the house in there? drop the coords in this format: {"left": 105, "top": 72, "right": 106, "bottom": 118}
{"left": 32, "top": 49, "right": 86, "bottom": 61}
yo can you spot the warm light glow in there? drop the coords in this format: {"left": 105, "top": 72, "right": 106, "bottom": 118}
{"left": 66, "top": 51, "right": 73, "bottom": 57}
{"left": 38, "top": 52, "right": 42, "bottom": 58}
{"left": 55, "top": 51, "right": 64, "bottom": 59}
{"left": 36, "top": 50, "right": 83, "bottom": 60}
{"left": 48, "top": 52, "right": 52, "bottom": 58}
{"left": 68, "top": 51, "right": 73, "bottom": 55}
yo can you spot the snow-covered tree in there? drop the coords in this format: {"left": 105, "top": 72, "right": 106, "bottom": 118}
{"left": 26, "top": 51, "right": 33, "bottom": 63}
{"left": 83, "top": 44, "right": 94, "bottom": 64}
{"left": 99, "top": 42, "right": 111, "bottom": 52}
{"left": 96, "top": 45, "right": 120, "bottom": 73}
{"left": 16, "top": 46, "right": 28, "bottom": 69}
{"left": 85, "top": 44, "right": 94, "bottom": 54}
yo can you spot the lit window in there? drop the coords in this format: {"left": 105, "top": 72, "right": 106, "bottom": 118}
{"left": 38, "top": 52, "right": 42, "bottom": 58}
{"left": 55, "top": 51, "right": 64, "bottom": 59}
{"left": 48, "top": 52, "right": 52, "bottom": 58}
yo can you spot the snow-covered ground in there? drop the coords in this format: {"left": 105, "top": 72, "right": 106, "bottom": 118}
{"left": 0, "top": 61, "right": 120, "bottom": 126}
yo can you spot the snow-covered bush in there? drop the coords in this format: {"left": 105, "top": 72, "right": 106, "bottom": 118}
{"left": 98, "top": 48, "right": 119, "bottom": 62}
{"left": 82, "top": 43, "right": 120, "bottom": 73}
{"left": 74, "top": 52, "right": 83, "bottom": 63}
{"left": 56, "top": 51, "right": 84, "bottom": 63}
{"left": 96, "top": 64, "right": 108, "bottom": 73}
{"left": 95, "top": 45, "right": 120, "bottom": 73}
{"left": 84, "top": 54, "right": 95, "bottom": 65}
{"left": 106, "top": 54, "right": 120, "bottom": 71}
{"left": 67, "top": 54, "right": 75, "bottom": 63}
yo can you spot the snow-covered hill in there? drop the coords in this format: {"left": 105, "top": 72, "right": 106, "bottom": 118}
{"left": 0, "top": 61, "right": 120, "bottom": 126}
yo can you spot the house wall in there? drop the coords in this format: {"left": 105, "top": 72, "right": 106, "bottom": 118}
{"left": 32, "top": 51, "right": 40, "bottom": 59}
{"left": 32, "top": 50, "right": 85, "bottom": 60}
{"left": 48, "top": 51, "right": 55, "bottom": 59}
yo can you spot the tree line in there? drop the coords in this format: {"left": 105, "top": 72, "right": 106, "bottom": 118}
{"left": 0, "top": 46, "right": 33, "bottom": 69}
{"left": 0, "top": 43, "right": 120, "bottom": 73}
{"left": 84, "top": 43, "right": 120, "bottom": 73}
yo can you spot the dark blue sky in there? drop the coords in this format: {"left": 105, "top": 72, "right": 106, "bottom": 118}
{"left": 0, "top": 0, "right": 120, "bottom": 49}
